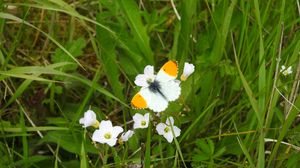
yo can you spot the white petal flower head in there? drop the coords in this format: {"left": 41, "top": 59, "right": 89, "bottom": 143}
{"left": 280, "top": 65, "right": 286, "bottom": 72}
{"left": 156, "top": 117, "right": 181, "bottom": 143}
{"left": 280, "top": 65, "right": 293, "bottom": 76}
{"left": 181, "top": 62, "right": 195, "bottom": 81}
{"left": 92, "top": 120, "right": 123, "bottom": 147}
{"left": 120, "top": 130, "right": 134, "bottom": 142}
{"left": 79, "top": 110, "right": 99, "bottom": 128}
{"left": 133, "top": 113, "right": 150, "bottom": 129}
{"left": 134, "top": 65, "right": 156, "bottom": 87}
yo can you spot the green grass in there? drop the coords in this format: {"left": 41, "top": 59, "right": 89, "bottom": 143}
{"left": 1, "top": 0, "right": 300, "bottom": 167}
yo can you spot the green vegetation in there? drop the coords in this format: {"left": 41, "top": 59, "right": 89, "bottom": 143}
{"left": 1, "top": 0, "right": 300, "bottom": 167}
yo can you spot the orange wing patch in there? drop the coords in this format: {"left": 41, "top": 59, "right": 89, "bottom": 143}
{"left": 131, "top": 93, "right": 147, "bottom": 109}
{"left": 161, "top": 60, "right": 178, "bottom": 77}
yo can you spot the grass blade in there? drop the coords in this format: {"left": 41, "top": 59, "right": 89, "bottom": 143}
{"left": 145, "top": 120, "right": 151, "bottom": 168}
{"left": 233, "top": 121, "right": 255, "bottom": 167}
{"left": 117, "top": 0, "right": 153, "bottom": 64}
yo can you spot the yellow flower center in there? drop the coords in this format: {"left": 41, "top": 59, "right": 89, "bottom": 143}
{"left": 180, "top": 74, "right": 188, "bottom": 81}
{"left": 147, "top": 78, "right": 153, "bottom": 84}
{"left": 104, "top": 133, "right": 111, "bottom": 139}
{"left": 92, "top": 120, "right": 100, "bottom": 128}
{"left": 164, "top": 127, "right": 170, "bottom": 133}
{"left": 141, "top": 120, "right": 147, "bottom": 126}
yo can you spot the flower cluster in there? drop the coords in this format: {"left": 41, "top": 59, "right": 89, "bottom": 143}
{"left": 280, "top": 65, "right": 292, "bottom": 76}
{"left": 79, "top": 61, "right": 195, "bottom": 146}
{"left": 79, "top": 110, "right": 135, "bottom": 146}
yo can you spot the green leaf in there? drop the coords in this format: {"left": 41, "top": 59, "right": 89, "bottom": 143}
{"left": 213, "top": 147, "right": 226, "bottom": 158}
{"left": 192, "top": 153, "right": 210, "bottom": 162}
{"left": 195, "top": 139, "right": 212, "bottom": 156}
{"left": 145, "top": 121, "right": 152, "bottom": 168}
{"left": 207, "top": 139, "right": 215, "bottom": 155}
{"left": 80, "top": 131, "right": 88, "bottom": 168}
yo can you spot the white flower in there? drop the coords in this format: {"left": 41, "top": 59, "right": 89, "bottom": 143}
{"left": 280, "top": 65, "right": 286, "bottom": 71}
{"left": 280, "top": 65, "right": 292, "bottom": 76}
{"left": 120, "top": 130, "right": 134, "bottom": 142}
{"left": 134, "top": 65, "right": 156, "bottom": 87}
{"left": 79, "top": 110, "right": 99, "bottom": 128}
{"left": 92, "top": 120, "right": 123, "bottom": 147}
{"left": 180, "top": 62, "right": 195, "bottom": 81}
{"left": 156, "top": 117, "right": 181, "bottom": 143}
{"left": 133, "top": 113, "right": 150, "bottom": 129}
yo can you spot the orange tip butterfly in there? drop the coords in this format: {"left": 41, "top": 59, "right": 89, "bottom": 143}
{"left": 131, "top": 61, "right": 181, "bottom": 112}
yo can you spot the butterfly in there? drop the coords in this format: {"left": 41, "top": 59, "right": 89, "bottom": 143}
{"left": 131, "top": 61, "right": 181, "bottom": 112}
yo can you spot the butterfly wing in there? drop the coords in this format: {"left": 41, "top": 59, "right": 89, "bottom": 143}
{"left": 131, "top": 88, "right": 168, "bottom": 112}
{"left": 159, "top": 80, "right": 181, "bottom": 101}
{"left": 156, "top": 61, "right": 181, "bottom": 101}
{"left": 156, "top": 61, "right": 178, "bottom": 82}
{"left": 131, "top": 91, "right": 148, "bottom": 109}
{"left": 147, "top": 91, "right": 169, "bottom": 112}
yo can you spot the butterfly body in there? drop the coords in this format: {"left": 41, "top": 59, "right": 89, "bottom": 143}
{"left": 148, "top": 80, "right": 161, "bottom": 93}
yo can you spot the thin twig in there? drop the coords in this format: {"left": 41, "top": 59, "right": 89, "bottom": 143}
{"left": 170, "top": 0, "right": 181, "bottom": 20}
{"left": 156, "top": 32, "right": 166, "bottom": 49}
{"left": 139, "top": 0, "right": 145, "bottom": 10}
{"left": 275, "top": 87, "right": 300, "bottom": 112}
{"left": 265, "top": 138, "right": 300, "bottom": 151}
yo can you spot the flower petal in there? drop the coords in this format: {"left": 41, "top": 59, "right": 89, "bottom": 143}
{"left": 100, "top": 120, "right": 113, "bottom": 130}
{"left": 156, "top": 123, "right": 166, "bottom": 135}
{"left": 144, "top": 65, "right": 154, "bottom": 76}
{"left": 133, "top": 122, "right": 140, "bottom": 129}
{"left": 133, "top": 113, "right": 144, "bottom": 122}
{"left": 79, "top": 118, "right": 85, "bottom": 125}
{"left": 183, "top": 63, "right": 195, "bottom": 76}
{"left": 79, "top": 110, "right": 98, "bottom": 128}
{"left": 181, "top": 62, "right": 195, "bottom": 81}
{"left": 112, "top": 126, "right": 123, "bottom": 138}
{"left": 121, "top": 130, "right": 134, "bottom": 141}
{"left": 281, "top": 65, "right": 286, "bottom": 71}
{"left": 166, "top": 117, "right": 174, "bottom": 126}
{"left": 106, "top": 138, "right": 118, "bottom": 147}
{"left": 134, "top": 74, "right": 148, "bottom": 87}
{"left": 133, "top": 113, "right": 145, "bottom": 129}
{"left": 85, "top": 110, "right": 96, "bottom": 119}
{"left": 164, "top": 132, "right": 174, "bottom": 143}
{"left": 172, "top": 126, "right": 181, "bottom": 137}
{"left": 92, "top": 130, "right": 105, "bottom": 143}
{"left": 144, "top": 113, "right": 150, "bottom": 122}
{"left": 287, "top": 66, "right": 292, "bottom": 73}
